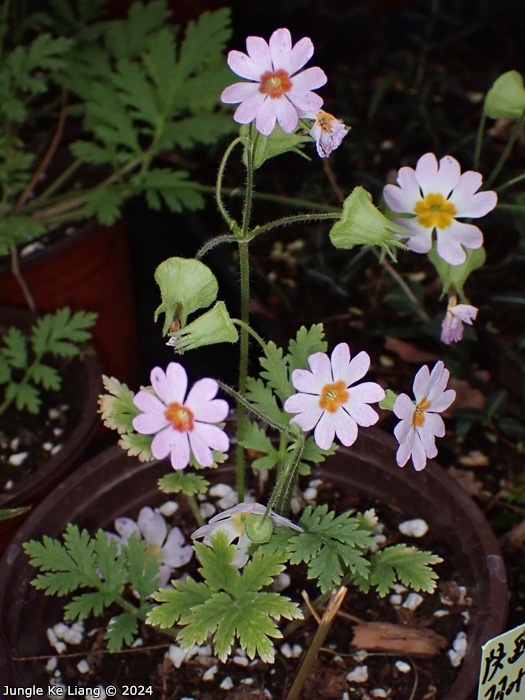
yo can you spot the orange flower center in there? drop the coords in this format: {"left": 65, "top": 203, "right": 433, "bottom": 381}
{"left": 412, "top": 397, "right": 431, "bottom": 428}
{"left": 315, "top": 110, "right": 335, "bottom": 133}
{"left": 319, "top": 380, "right": 349, "bottom": 413}
{"left": 259, "top": 69, "right": 292, "bottom": 99}
{"left": 414, "top": 193, "right": 457, "bottom": 229}
{"left": 165, "top": 402, "right": 194, "bottom": 432}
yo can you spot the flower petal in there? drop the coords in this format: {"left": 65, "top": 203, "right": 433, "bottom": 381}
{"left": 289, "top": 36, "right": 314, "bottom": 75}
{"left": 393, "top": 393, "right": 416, "bottom": 421}
{"left": 410, "top": 432, "right": 430, "bottom": 470}
{"left": 332, "top": 408, "right": 359, "bottom": 446}
{"left": 435, "top": 220, "right": 483, "bottom": 265}
{"left": 194, "top": 422, "right": 229, "bottom": 454}
{"left": 274, "top": 94, "right": 300, "bottom": 133}
{"left": 307, "top": 351, "right": 334, "bottom": 384}
{"left": 246, "top": 35, "right": 273, "bottom": 73}
{"left": 412, "top": 364, "right": 431, "bottom": 401}
{"left": 329, "top": 343, "right": 350, "bottom": 381}
{"left": 290, "top": 367, "right": 326, "bottom": 394}
{"left": 416, "top": 153, "right": 461, "bottom": 197}
{"left": 154, "top": 363, "right": 187, "bottom": 405}
{"left": 345, "top": 350, "right": 372, "bottom": 386}
{"left": 233, "top": 90, "right": 267, "bottom": 125}
{"left": 255, "top": 95, "right": 278, "bottom": 136}
{"left": 289, "top": 401, "right": 324, "bottom": 431}
{"left": 451, "top": 176, "right": 497, "bottom": 218}
{"left": 268, "top": 28, "right": 293, "bottom": 71}
{"left": 344, "top": 395, "right": 380, "bottom": 427}
{"left": 395, "top": 216, "right": 434, "bottom": 254}
{"left": 137, "top": 507, "right": 167, "bottom": 548}
{"left": 162, "top": 527, "right": 193, "bottom": 568}
{"left": 383, "top": 166, "right": 422, "bottom": 213}
{"left": 396, "top": 436, "right": 413, "bottom": 467}
{"left": 284, "top": 391, "right": 320, "bottom": 415}
{"left": 114, "top": 517, "right": 140, "bottom": 543}
{"left": 394, "top": 417, "right": 413, "bottom": 445}
{"left": 313, "top": 410, "right": 336, "bottom": 449}
{"left": 221, "top": 81, "right": 260, "bottom": 105}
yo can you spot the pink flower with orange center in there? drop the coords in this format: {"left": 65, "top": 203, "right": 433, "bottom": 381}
{"left": 283, "top": 343, "right": 385, "bottom": 450}
{"left": 221, "top": 28, "right": 327, "bottom": 136}
{"left": 393, "top": 361, "right": 456, "bottom": 471}
{"left": 132, "top": 363, "right": 229, "bottom": 470}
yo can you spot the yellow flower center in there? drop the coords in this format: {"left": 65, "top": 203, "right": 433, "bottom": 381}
{"left": 414, "top": 193, "right": 457, "bottom": 229}
{"left": 315, "top": 110, "right": 335, "bottom": 133}
{"left": 259, "top": 69, "right": 292, "bottom": 98}
{"left": 412, "top": 397, "right": 431, "bottom": 428}
{"left": 165, "top": 402, "right": 194, "bottom": 432}
{"left": 319, "top": 380, "right": 349, "bottom": 413}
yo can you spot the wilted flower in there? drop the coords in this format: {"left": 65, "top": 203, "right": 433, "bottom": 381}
{"left": 221, "top": 28, "right": 326, "bottom": 136}
{"left": 393, "top": 361, "right": 456, "bottom": 471}
{"left": 108, "top": 506, "right": 193, "bottom": 587}
{"left": 441, "top": 297, "right": 478, "bottom": 344}
{"left": 283, "top": 343, "right": 385, "bottom": 450}
{"left": 166, "top": 302, "right": 238, "bottom": 353}
{"left": 192, "top": 503, "right": 302, "bottom": 568}
{"left": 383, "top": 153, "right": 497, "bottom": 265}
{"left": 305, "top": 109, "right": 349, "bottom": 157}
{"left": 132, "top": 362, "right": 229, "bottom": 470}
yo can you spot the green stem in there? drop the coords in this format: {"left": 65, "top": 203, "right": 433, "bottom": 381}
{"left": 266, "top": 430, "right": 304, "bottom": 517}
{"left": 473, "top": 111, "right": 486, "bottom": 172}
{"left": 195, "top": 233, "right": 240, "bottom": 260}
{"left": 29, "top": 158, "right": 83, "bottom": 208}
{"left": 216, "top": 137, "right": 242, "bottom": 233}
{"left": 285, "top": 588, "right": 348, "bottom": 700}
{"left": 495, "top": 171, "right": 525, "bottom": 193}
{"left": 249, "top": 211, "right": 341, "bottom": 242}
{"left": 485, "top": 106, "right": 525, "bottom": 189}
{"left": 218, "top": 380, "right": 287, "bottom": 432}
{"left": 236, "top": 239, "right": 250, "bottom": 504}
{"left": 185, "top": 494, "right": 205, "bottom": 527}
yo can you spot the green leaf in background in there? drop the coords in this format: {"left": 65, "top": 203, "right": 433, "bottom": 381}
{"left": 484, "top": 70, "right": 525, "bottom": 119}
{"left": 428, "top": 244, "right": 486, "bottom": 297}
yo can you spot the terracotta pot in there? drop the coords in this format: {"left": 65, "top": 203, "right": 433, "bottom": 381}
{"left": 0, "top": 307, "right": 102, "bottom": 553}
{"left": 0, "top": 219, "right": 140, "bottom": 387}
{"left": 0, "top": 430, "right": 508, "bottom": 697}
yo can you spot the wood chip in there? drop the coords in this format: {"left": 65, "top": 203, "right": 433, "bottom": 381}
{"left": 350, "top": 620, "right": 447, "bottom": 657}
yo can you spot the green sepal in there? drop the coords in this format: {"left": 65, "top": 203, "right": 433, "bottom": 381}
{"left": 484, "top": 70, "right": 525, "bottom": 119}
{"left": 241, "top": 123, "right": 311, "bottom": 170}
{"left": 154, "top": 257, "right": 219, "bottom": 334}
{"left": 330, "top": 186, "right": 407, "bottom": 260}
{"left": 428, "top": 244, "right": 486, "bottom": 297}
{"left": 379, "top": 389, "right": 398, "bottom": 411}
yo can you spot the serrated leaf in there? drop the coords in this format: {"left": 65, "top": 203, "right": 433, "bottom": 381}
{"left": 118, "top": 432, "right": 154, "bottom": 462}
{"left": 64, "top": 589, "right": 117, "bottom": 621}
{"left": 287, "top": 324, "right": 327, "bottom": 373}
{"left": 245, "top": 377, "right": 285, "bottom": 426}
{"left": 31, "top": 308, "right": 97, "bottom": 358}
{"left": 158, "top": 471, "right": 209, "bottom": 497}
{"left": 359, "top": 544, "right": 443, "bottom": 597}
{"left": 123, "top": 533, "right": 162, "bottom": 601}
{"left": 1, "top": 326, "right": 28, "bottom": 369}
{"left": 98, "top": 375, "right": 141, "bottom": 434}
{"left": 11, "top": 382, "right": 41, "bottom": 413}
{"left": 28, "top": 363, "right": 61, "bottom": 391}
{"left": 84, "top": 187, "right": 126, "bottom": 225}
{"left": 149, "top": 576, "right": 209, "bottom": 629}
{"left": 238, "top": 420, "right": 280, "bottom": 471}
{"left": 177, "top": 8, "right": 231, "bottom": 81}
{"left": 259, "top": 342, "right": 293, "bottom": 402}
{"left": 105, "top": 611, "right": 139, "bottom": 653}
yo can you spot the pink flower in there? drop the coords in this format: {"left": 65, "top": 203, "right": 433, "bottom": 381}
{"left": 283, "top": 343, "right": 385, "bottom": 450}
{"left": 306, "top": 109, "right": 349, "bottom": 157}
{"left": 109, "top": 507, "right": 193, "bottom": 587}
{"left": 393, "top": 361, "right": 456, "bottom": 471}
{"left": 383, "top": 153, "right": 497, "bottom": 265}
{"left": 221, "top": 28, "right": 327, "bottom": 136}
{"left": 441, "top": 298, "right": 478, "bottom": 344}
{"left": 132, "top": 363, "right": 229, "bottom": 470}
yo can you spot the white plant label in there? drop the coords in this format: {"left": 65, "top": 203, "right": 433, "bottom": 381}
{"left": 478, "top": 622, "right": 525, "bottom": 699}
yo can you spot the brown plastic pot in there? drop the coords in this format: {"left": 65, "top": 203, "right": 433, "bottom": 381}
{"left": 0, "top": 430, "right": 508, "bottom": 697}
{"left": 0, "top": 306, "right": 102, "bottom": 553}
{"left": 0, "top": 218, "right": 140, "bottom": 387}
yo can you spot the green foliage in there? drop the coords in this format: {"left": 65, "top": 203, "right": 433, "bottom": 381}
{"left": 240, "top": 324, "right": 335, "bottom": 475}
{"left": 149, "top": 531, "right": 302, "bottom": 662}
{"left": 0, "top": 308, "right": 96, "bottom": 416}
{"left": 241, "top": 123, "right": 312, "bottom": 170}
{"left": 354, "top": 543, "right": 443, "bottom": 597}
{"left": 288, "top": 505, "right": 375, "bottom": 594}
{"left": 159, "top": 472, "right": 210, "bottom": 497}
{"left": 484, "top": 70, "right": 525, "bottom": 120}
{"left": 428, "top": 245, "right": 486, "bottom": 297}
{"left": 24, "top": 525, "right": 162, "bottom": 652}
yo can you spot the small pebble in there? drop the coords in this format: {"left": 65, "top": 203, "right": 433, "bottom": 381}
{"left": 274, "top": 572, "right": 291, "bottom": 592}
{"left": 209, "top": 483, "right": 234, "bottom": 498}
{"left": 371, "top": 690, "right": 388, "bottom": 698}
{"left": 158, "top": 501, "right": 179, "bottom": 516}
{"left": 76, "top": 659, "right": 90, "bottom": 674}
{"left": 393, "top": 584, "right": 408, "bottom": 594}
{"left": 48, "top": 408, "right": 61, "bottom": 420}
{"left": 398, "top": 519, "right": 429, "bottom": 538}
{"left": 45, "top": 657, "right": 57, "bottom": 672}
{"left": 233, "top": 655, "right": 249, "bottom": 666}
{"left": 353, "top": 650, "right": 368, "bottom": 662}
{"left": 46, "top": 628, "right": 66, "bottom": 654}
{"left": 131, "top": 638, "right": 144, "bottom": 648}
{"left": 447, "top": 631, "right": 468, "bottom": 667}
{"left": 389, "top": 594, "right": 403, "bottom": 607}
{"left": 202, "top": 665, "right": 218, "bottom": 681}
{"left": 433, "top": 609, "right": 450, "bottom": 617}
{"left": 218, "top": 492, "right": 238, "bottom": 510}
{"left": 4, "top": 480, "right": 14, "bottom": 491}
{"left": 199, "top": 502, "right": 216, "bottom": 519}
{"left": 8, "top": 452, "right": 29, "bottom": 467}
{"left": 43, "top": 442, "right": 55, "bottom": 452}
{"left": 309, "top": 479, "right": 322, "bottom": 488}
{"left": 240, "top": 678, "right": 254, "bottom": 685}
{"left": 402, "top": 592, "right": 424, "bottom": 611}
{"left": 395, "top": 660, "right": 411, "bottom": 674}
{"left": 53, "top": 427, "right": 64, "bottom": 437}
{"left": 9, "top": 437, "right": 20, "bottom": 451}
{"left": 346, "top": 665, "right": 368, "bottom": 682}
{"left": 50, "top": 444, "right": 63, "bottom": 456}
{"left": 220, "top": 677, "right": 234, "bottom": 690}
{"left": 303, "top": 487, "right": 317, "bottom": 501}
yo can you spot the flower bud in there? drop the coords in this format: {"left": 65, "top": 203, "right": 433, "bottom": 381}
{"left": 167, "top": 302, "right": 238, "bottom": 353}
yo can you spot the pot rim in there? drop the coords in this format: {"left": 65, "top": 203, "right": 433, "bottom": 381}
{"left": 0, "top": 430, "right": 508, "bottom": 698}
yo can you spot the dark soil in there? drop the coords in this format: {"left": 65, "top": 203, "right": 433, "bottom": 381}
{"left": 35, "top": 481, "right": 471, "bottom": 700}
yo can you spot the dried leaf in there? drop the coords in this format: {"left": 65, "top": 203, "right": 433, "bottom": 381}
{"left": 384, "top": 338, "right": 440, "bottom": 364}
{"left": 350, "top": 620, "right": 447, "bottom": 656}
{"left": 447, "top": 467, "right": 485, "bottom": 497}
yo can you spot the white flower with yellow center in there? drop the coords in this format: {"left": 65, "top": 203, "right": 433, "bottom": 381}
{"left": 393, "top": 361, "right": 456, "bottom": 471}
{"left": 383, "top": 153, "right": 497, "bottom": 265}
{"left": 283, "top": 343, "right": 385, "bottom": 450}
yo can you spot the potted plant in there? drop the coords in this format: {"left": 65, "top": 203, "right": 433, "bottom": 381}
{"left": 0, "top": 0, "right": 235, "bottom": 383}
{"left": 2, "top": 23, "right": 523, "bottom": 698}
{"left": 0, "top": 305, "right": 101, "bottom": 552}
